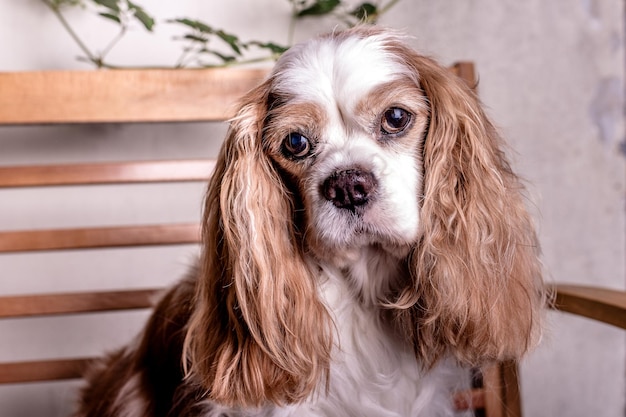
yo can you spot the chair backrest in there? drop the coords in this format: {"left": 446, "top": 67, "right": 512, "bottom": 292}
{"left": 0, "top": 66, "right": 266, "bottom": 385}
{"left": 0, "top": 62, "right": 514, "bottom": 416}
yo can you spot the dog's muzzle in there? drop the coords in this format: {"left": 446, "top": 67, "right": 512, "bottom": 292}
{"left": 322, "top": 169, "right": 377, "bottom": 212}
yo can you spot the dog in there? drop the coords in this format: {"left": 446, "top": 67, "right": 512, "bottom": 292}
{"left": 74, "top": 26, "right": 545, "bottom": 417}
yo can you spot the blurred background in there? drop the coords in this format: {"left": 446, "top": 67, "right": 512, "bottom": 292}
{"left": 0, "top": 0, "right": 624, "bottom": 416}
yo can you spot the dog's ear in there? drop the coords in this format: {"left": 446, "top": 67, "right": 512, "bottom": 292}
{"left": 395, "top": 54, "right": 545, "bottom": 367}
{"left": 184, "top": 81, "right": 332, "bottom": 407}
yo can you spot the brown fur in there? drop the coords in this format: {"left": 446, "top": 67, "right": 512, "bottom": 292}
{"left": 387, "top": 47, "right": 544, "bottom": 366}
{"left": 76, "top": 272, "right": 203, "bottom": 417}
{"left": 182, "top": 84, "right": 333, "bottom": 407}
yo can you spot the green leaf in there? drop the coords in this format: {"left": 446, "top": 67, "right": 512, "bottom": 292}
{"left": 350, "top": 2, "right": 377, "bottom": 20}
{"left": 215, "top": 30, "right": 242, "bottom": 55}
{"left": 53, "top": 0, "right": 84, "bottom": 7}
{"left": 183, "top": 34, "right": 208, "bottom": 43}
{"left": 98, "top": 12, "right": 121, "bottom": 24}
{"left": 204, "top": 49, "right": 237, "bottom": 63}
{"left": 248, "top": 41, "right": 289, "bottom": 55}
{"left": 133, "top": 9, "right": 155, "bottom": 31}
{"left": 169, "top": 18, "right": 214, "bottom": 34}
{"left": 92, "top": 0, "right": 119, "bottom": 12}
{"left": 297, "top": 0, "right": 341, "bottom": 17}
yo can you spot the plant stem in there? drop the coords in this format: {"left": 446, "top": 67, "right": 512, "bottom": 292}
{"left": 99, "top": 26, "right": 127, "bottom": 63}
{"left": 174, "top": 49, "right": 190, "bottom": 69}
{"left": 379, "top": 0, "right": 400, "bottom": 16}
{"left": 287, "top": 0, "right": 298, "bottom": 46}
{"left": 174, "top": 41, "right": 199, "bottom": 68}
{"left": 216, "top": 54, "right": 280, "bottom": 68}
{"left": 41, "top": 0, "right": 99, "bottom": 66}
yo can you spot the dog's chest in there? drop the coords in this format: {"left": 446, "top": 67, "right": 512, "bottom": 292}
{"left": 284, "top": 269, "right": 454, "bottom": 417}
{"left": 202, "top": 267, "right": 455, "bottom": 417}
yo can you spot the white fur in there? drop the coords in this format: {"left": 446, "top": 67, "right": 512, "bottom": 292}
{"left": 274, "top": 31, "right": 423, "bottom": 268}
{"left": 273, "top": 31, "right": 411, "bottom": 114}
{"left": 199, "top": 256, "right": 458, "bottom": 417}
{"left": 303, "top": 257, "right": 456, "bottom": 417}
{"left": 112, "top": 374, "right": 149, "bottom": 417}
{"left": 259, "top": 29, "right": 454, "bottom": 416}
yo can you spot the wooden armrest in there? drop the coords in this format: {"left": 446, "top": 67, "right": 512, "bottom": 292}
{"left": 551, "top": 284, "right": 626, "bottom": 330}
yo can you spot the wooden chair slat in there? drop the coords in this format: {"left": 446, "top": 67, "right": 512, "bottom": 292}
{"left": 0, "top": 358, "right": 93, "bottom": 384}
{"left": 0, "top": 223, "right": 200, "bottom": 253}
{"left": 0, "top": 160, "right": 215, "bottom": 187}
{"left": 552, "top": 284, "right": 626, "bottom": 330}
{"left": 482, "top": 360, "right": 522, "bottom": 417}
{"left": 0, "top": 68, "right": 268, "bottom": 125}
{"left": 453, "top": 388, "right": 486, "bottom": 411}
{"left": 451, "top": 62, "right": 477, "bottom": 89}
{"left": 0, "top": 288, "right": 162, "bottom": 318}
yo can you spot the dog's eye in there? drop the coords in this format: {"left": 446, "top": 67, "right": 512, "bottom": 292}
{"left": 381, "top": 107, "right": 412, "bottom": 136}
{"left": 283, "top": 132, "right": 311, "bottom": 158}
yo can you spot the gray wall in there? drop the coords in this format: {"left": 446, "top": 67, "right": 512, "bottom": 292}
{"left": 0, "top": 1, "right": 624, "bottom": 416}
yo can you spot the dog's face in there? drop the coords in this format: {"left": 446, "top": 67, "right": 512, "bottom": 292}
{"left": 187, "top": 26, "right": 545, "bottom": 408}
{"left": 264, "top": 31, "right": 428, "bottom": 263}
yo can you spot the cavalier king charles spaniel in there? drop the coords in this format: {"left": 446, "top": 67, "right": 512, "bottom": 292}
{"left": 75, "top": 26, "right": 544, "bottom": 417}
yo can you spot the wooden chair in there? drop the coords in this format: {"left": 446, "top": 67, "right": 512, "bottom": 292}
{"left": 0, "top": 61, "right": 560, "bottom": 417}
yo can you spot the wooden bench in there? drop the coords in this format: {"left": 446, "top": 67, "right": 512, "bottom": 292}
{"left": 4, "top": 62, "right": 612, "bottom": 417}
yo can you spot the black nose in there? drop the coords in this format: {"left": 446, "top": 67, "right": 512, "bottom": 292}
{"left": 322, "top": 169, "right": 377, "bottom": 211}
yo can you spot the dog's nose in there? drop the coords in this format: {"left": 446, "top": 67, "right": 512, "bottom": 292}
{"left": 322, "top": 169, "right": 377, "bottom": 210}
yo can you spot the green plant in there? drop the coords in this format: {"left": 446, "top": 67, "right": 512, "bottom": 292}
{"left": 41, "top": 0, "right": 400, "bottom": 69}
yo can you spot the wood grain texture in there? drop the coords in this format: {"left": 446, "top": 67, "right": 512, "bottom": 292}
{"left": 0, "top": 68, "right": 268, "bottom": 124}
{"left": 0, "top": 159, "right": 215, "bottom": 187}
{"left": 0, "top": 223, "right": 200, "bottom": 253}
{"left": 0, "top": 358, "right": 93, "bottom": 384}
{"left": 552, "top": 284, "right": 626, "bottom": 329}
{"left": 451, "top": 61, "right": 477, "bottom": 90}
{"left": 0, "top": 288, "right": 162, "bottom": 318}
{"left": 482, "top": 361, "right": 522, "bottom": 417}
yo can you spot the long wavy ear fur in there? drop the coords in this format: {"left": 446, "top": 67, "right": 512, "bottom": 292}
{"left": 183, "top": 82, "right": 332, "bottom": 407}
{"left": 395, "top": 52, "right": 545, "bottom": 367}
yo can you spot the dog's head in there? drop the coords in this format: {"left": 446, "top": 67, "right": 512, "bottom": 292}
{"left": 184, "top": 26, "right": 544, "bottom": 407}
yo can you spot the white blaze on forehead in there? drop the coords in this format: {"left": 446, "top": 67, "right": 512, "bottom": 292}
{"left": 272, "top": 32, "right": 407, "bottom": 113}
